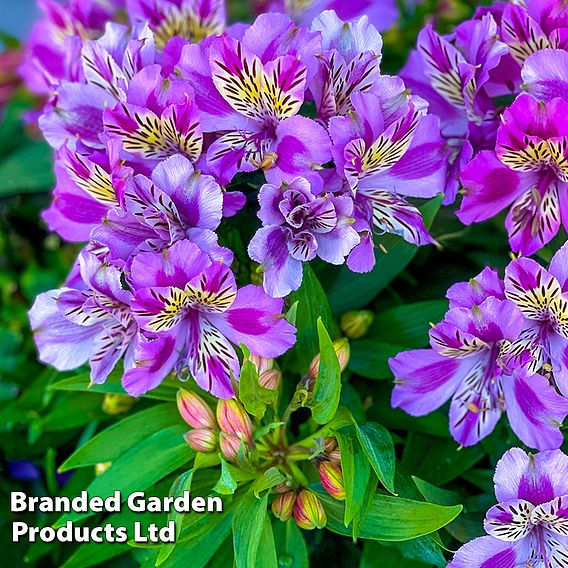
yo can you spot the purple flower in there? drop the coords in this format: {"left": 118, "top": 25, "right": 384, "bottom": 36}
{"left": 449, "top": 447, "right": 568, "bottom": 567}
{"left": 523, "top": 48, "right": 568, "bottom": 102}
{"left": 29, "top": 250, "right": 137, "bottom": 385}
{"left": 458, "top": 94, "right": 568, "bottom": 256}
{"left": 504, "top": 242, "right": 568, "bottom": 395}
{"left": 125, "top": 239, "right": 296, "bottom": 398}
{"left": 258, "top": 0, "right": 399, "bottom": 33}
{"left": 248, "top": 177, "right": 360, "bottom": 297}
{"left": 178, "top": 26, "right": 332, "bottom": 189}
{"left": 400, "top": 15, "right": 509, "bottom": 203}
{"left": 103, "top": 64, "right": 203, "bottom": 167}
{"left": 126, "top": 0, "right": 225, "bottom": 48}
{"left": 91, "top": 154, "right": 232, "bottom": 263}
{"left": 329, "top": 86, "right": 447, "bottom": 272}
{"left": 309, "top": 10, "right": 383, "bottom": 123}
{"left": 390, "top": 267, "right": 568, "bottom": 449}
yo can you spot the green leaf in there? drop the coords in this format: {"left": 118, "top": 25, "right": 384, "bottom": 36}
{"left": 412, "top": 477, "right": 461, "bottom": 507}
{"left": 239, "top": 359, "right": 276, "bottom": 418}
{"left": 308, "top": 318, "right": 341, "bottom": 424}
{"left": 315, "top": 486, "right": 462, "bottom": 541}
{"left": 328, "top": 196, "right": 443, "bottom": 313}
{"left": 255, "top": 519, "right": 278, "bottom": 568}
{"left": 273, "top": 521, "right": 309, "bottom": 568}
{"left": 288, "top": 264, "right": 335, "bottom": 370}
{"left": 0, "top": 142, "right": 55, "bottom": 196}
{"left": 367, "top": 300, "right": 449, "bottom": 348}
{"left": 59, "top": 404, "right": 182, "bottom": 471}
{"left": 335, "top": 426, "right": 372, "bottom": 535}
{"left": 356, "top": 422, "right": 396, "bottom": 494}
{"left": 233, "top": 492, "right": 268, "bottom": 568}
{"left": 361, "top": 540, "right": 445, "bottom": 568}
{"left": 348, "top": 340, "right": 404, "bottom": 379}
{"left": 252, "top": 467, "right": 286, "bottom": 497}
{"left": 55, "top": 424, "right": 194, "bottom": 526}
{"left": 213, "top": 458, "right": 238, "bottom": 495}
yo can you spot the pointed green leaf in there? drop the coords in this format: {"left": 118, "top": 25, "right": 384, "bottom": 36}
{"left": 356, "top": 422, "right": 396, "bottom": 494}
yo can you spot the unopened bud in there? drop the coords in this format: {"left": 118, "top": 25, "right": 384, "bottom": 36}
{"left": 340, "top": 310, "right": 374, "bottom": 339}
{"left": 219, "top": 432, "right": 244, "bottom": 463}
{"left": 327, "top": 449, "right": 341, "bottom": 464}
{"left": 259, "top": 369, "right": 281, "bottom": 391}
{"left": 294, "top": 489, "right": 327, "bottom": 530}
{"left": 177, "top": 389, "right": 216, "bottom": 429}
{"left": 272, "top": 491, "right": 296, "bottom": 521}
{"left": 318, "top": 461, "right": 345, "bottom": 500}
{"left": 249, "top": 355, "right": 274, "bottom": 374}
{"left": 307, "top": 338, "right": 350, "bottom": 380}
{"left": 184, "top": 428, "right": 217, "bottom": 453}
{"left": 102, "top": 393, "right": 134, "bottom": 415}
{"left": 323, "top": 437, "right": 338, "bottom": 454}
{"left": 216, "top": 399, "right": 253, "bottom": 443}
{"left": 95, "top": 462, "right": 112, "bottom": 476}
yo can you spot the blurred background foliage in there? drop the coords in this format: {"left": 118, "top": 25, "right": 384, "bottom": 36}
{"left": 1, "top": 0, "right": 559, "bottom": 567}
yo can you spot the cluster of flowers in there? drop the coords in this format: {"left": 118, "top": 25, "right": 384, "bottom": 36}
{"left": 402, "top": 0, "right": 568, "bottom": 253}
{"left": 24, "top": 0, "right": 450, "bottom": 399}
{"left": 176, "top": 384, "right": 346, "bottom": 532}
{"left": 390, "top": 242, "right": 568, "bottom": 450}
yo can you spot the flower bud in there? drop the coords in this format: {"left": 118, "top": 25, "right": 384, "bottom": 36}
{"left": 177, "top": 389, "right": 216, "bottom": 429}
{"left": 318, "top": 461, "right": 346, "bottom": 501}
{"left": 184, "top": 428, "right": 217, "bottom": 453}
{"left": 102, "top": 393, "right": 135, "bottom": 415}
{"left": 294, "top": 489, "right": 327, "bottom": 530}
{"left": 340, "top": 310, "right": 374, "bottom": 339}
{"left": 216, "top": 399, "right": 253, "bottom": 443}
{"left": 272, "top": 491, "right": 296, "bottom": 521}
{"left": 323, "top": 437, "right": 338, "bottom": 454}
{"left": 259, "top": 368, "right": 281, "bottom": 391}
{"left": 327, "top": 449, "right": 341, "bottom": 464}
{"left": 219, "top": 432, "right": 244, "bottom": 463}
{"left": 307, "top": 338, "right": 350, "bottom": 380}
{"left": 249, "top": 355, "right": 274, "bottom": 374}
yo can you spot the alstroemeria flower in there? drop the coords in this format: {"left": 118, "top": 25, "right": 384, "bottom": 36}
{"left": 42, "top": 139, "right": 128, "bottom": 242}
{"left": 310, "top": 10, "right": 383, "bottom": 123}
{"left": 125, "top": 239, "right": 296, "bottom": 398}
{"left": 178, "top": 31, "right": 332, "bottom": 189}
{"left": 458, "top": 94, "right": 568, "bottom": 256}
{"left": 449, "top": 448, "right": 568, "bottom": 567}
{"left": 522, "top": 48, "right": 568, "bottom": 102}
{"left": 20, "top": 0, "right": 122, "bottom": 96}
{"left": 330, "top": 86, "right": 447, "bottom": 272}
{"left": 248, "top": 177, "right": 360, "bottom": 297}
{"left": 401, "top": 14, "right": 509, "bottom": 203}
{"left": 504, "top": 243, "right": 568, "bottom": 395}
{"left": 260, "top": 0, "right": 398, "bottom": 33}
{"left": 91, "top": 154, "right": 231, "bottom": 263}
{"left": 390, "top": 295, "right": 568, "bottom": 449}
{"left": 29, "top": 250, "right": 137, "bottom": 385}
{"left": 40, "top": 22, "right": 156, "bottom": 151}
{"left": 127, "top": 0, "right": 225, "bottom": 49}
{"left": 104, "top": 64, "right": 203, "bottom": 167}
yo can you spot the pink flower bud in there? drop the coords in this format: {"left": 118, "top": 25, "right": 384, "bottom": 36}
{"left": 294, "top": 489, "right": 327, "bottom": 530}
{"left": 318, "top": 461, "right": 346, "bottom": 501}
{"left": 272, "top": 491, "right": 297, "bottom": 521}
{"left": 259, "top": 369, "right": 281, "bottom": 391}
{"left": 216, "top": 399, "right": 253, "bottom": 442}
{"left": 177, "top": 389, "right": 216, "bottom": 429}
{"left": 307, "top": 338, "right": 350, "bottom": 380}
{"left": 249, "top": 355, "right": 274, "bottom": 374}
{"left": 219, "top": 432, "right": 244, "bottom": 463}
{"left": 184, "top": 429, "right": 217, "bottom": 453}
{"left": 327, "top": 449, "right": 341, "bottom": 464}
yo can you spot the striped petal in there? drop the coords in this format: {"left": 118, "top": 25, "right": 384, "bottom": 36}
{"left": 132, "top": 286, "right": 190, "bottom": 333}
{"left": 184, "top": 263, "right": 237, "bottom": 313}
{"left": 484, "top": 499, "right": 535, "bottom": 542}
{"left": 532, "top": 496, "right": 568, "bottom": 537}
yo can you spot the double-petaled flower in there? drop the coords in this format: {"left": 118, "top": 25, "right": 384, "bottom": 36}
{"left": 125, "top": 239, "right": 296, "bottom": 397}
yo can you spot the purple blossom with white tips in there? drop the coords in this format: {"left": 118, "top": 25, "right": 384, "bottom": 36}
{"left": 248, "top": 177, "right": 360, "bottom": 297}
{"left": 449, "top": 447, "right": 568, "bottom": 567}
{"left": 126, "top": 239, "right": 296, "bottom": 397}
{"left": 390, "top": 249, "right": 568, "bottom": 449}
